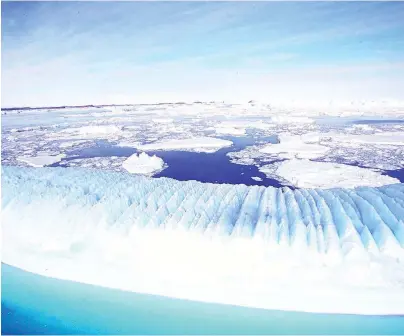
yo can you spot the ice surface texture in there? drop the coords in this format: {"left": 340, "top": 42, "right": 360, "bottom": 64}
{"left": 2, "top": 165, "right": 404, "bottom": 314}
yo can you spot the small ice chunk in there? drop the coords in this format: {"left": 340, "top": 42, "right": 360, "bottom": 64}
{"left": 122, "top": 152, "right": 166, "bottom": 175}
{"left": 251, "top": 176, "right": 263, "bottom": 182}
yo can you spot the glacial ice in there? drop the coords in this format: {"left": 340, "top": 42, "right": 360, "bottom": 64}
{"left": 2, "top": 166, "right": 404, "bottom": 315}
{"left": 122, "top": 152, "right": 166, "bottom": 175}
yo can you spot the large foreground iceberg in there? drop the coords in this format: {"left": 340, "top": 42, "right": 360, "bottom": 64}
{"left": 2, "top": 166, "right": 404, "bottom": 315}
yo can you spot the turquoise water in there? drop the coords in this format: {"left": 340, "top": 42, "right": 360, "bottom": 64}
{"left": 2, "top": 264, "right": 404, "bottom": 335}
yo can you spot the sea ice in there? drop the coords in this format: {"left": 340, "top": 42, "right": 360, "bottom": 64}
{"left": 271, "top": 116, "right": 315, "bottom": 124}
{"left": 137, "top": 136, "right": 233, "bottom": 153}
{"left": 59, "top": 140, "right": 90, "bottom": 149}
{"left": 16, "top": 154, "right": 66, "bottom": 167}
{"left": 215, "top": 127, "right": 246, "bottom": 135}
{"left": 327, "top": 132, "right": 404, "bottom": 146}
{"left": 251, "top": 176, "right": 263, "bottom": 181}
{"left": 122, "top": 152, "right": 166, "bottom": 175}
{"left": 259, "top": 134, "right": 329, "bottom": 159}
{"left": 2, "top": 166, "right": 404, "bottom": 315}
{"left": 265, "top": 159, "right": 399, "bottom": 188}
{"left": 53, "top": 125, "right": 123, "bottom": 140}
{"left": 152, "top": 118, "right": 174, "bottom": 123}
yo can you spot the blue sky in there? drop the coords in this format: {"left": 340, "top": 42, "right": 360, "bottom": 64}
{"left": 2, "top": 1, "right": 404, "bottom": 107}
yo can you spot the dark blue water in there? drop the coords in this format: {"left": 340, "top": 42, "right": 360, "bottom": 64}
{"left": 3, "top": 264, "right": 404, "bottom": 335}
{"left": 353, "top": 119, "right": 404, "bottom": 125}
{"left": 59, "top": 135, "right": 287, "bottom": 187}
{"left": 384, "top": 168, "right": 404, "bottom": 182}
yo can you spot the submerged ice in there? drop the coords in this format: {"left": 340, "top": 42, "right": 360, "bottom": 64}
{"left": 2, "top": 166, "right": 404, "bottom": 315}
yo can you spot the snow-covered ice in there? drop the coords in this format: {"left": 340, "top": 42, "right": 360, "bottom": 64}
{"left": 122, "top": 152, "right": 166, "bottom": 175}
{"left": 137, "top": 136, "right": 233, "bottom": 153}
{"left": 2, "top": 166, "right": 404, "bottom": 315}
{"left": 261, "top": 159, "right": 399, "bottom": 188}
{"left": 17, "top": 154, "right": 66, "bottom": 167}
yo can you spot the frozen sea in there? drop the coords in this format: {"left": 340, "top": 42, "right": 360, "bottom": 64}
{"left": 2, "top": 102, "right": 404, "bottom": 334}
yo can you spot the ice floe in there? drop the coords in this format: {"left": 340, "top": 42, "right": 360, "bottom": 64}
{"left": 17, "top": 154, "right": 66, "bottom": 167}
{"left": 260, "top": 159, "right": 399, "bottom": 188}
{"left": 215, "top": 127, "right": 246, "bottom": 135}
{"left": 122, "top": 152, "right": 166, "bottom": 175}
{"left": 259, "top": 134, "right": 329, "bottom": 159}
{"left": 137, "top": 136, "right": 233, "bottom": 153}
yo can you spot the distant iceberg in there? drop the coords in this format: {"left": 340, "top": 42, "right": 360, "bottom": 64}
{"left": 2, "top": 166, "right": 404, "bottom": 315}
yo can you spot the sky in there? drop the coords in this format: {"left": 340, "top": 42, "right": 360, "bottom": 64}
{"left": 2, "top": 1, "right": 404, "bottom": 107}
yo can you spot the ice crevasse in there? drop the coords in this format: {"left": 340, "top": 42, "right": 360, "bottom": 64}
{"left": 2, "top": 166, "right": 404, "bottom": 315}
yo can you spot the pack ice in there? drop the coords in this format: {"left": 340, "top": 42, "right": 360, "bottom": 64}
{"left": 2, "top": 166, "right": 404, "bottom": 315}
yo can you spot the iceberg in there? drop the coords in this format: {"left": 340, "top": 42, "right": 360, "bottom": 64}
{"left": 122, "top": 152, "right": 166, "bottom": 175}
{"left": 2, "top": 166, "right": 404, "bottom": 315}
